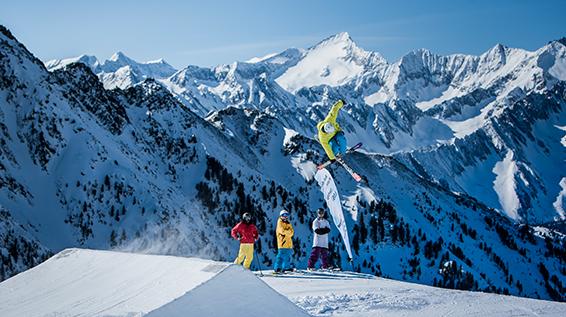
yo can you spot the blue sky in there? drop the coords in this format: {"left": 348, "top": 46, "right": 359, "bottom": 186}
{"left": 2, "top": 0, "right": 565, "bottom": 68}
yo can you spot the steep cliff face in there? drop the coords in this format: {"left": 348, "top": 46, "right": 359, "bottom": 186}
{"left": 397, "top": 83, "right": 566, "bottom": 223}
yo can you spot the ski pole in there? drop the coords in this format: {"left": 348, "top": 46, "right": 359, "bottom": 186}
{"left": 254, "top": 248, "right": 264, "bottom": 277}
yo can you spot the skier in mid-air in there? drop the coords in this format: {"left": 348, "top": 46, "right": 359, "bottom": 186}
{"left": 317, "top": 99, "right": 347, "bottom": 162}
{"left": 316, "top": 99, "right": 362, "bottom": 181}
{"left": 274, "top": 210, "right": 294, "bottom": 273}
{"left": 307, "top": 208, "right": 332, "bottom": 270}
{"left": 231, "top": 212, "right": 259, "bottom": 269}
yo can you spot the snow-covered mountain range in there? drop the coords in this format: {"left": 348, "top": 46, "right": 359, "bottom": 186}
{"left": 2, "top": 24, "right": 565, "bottom": 302}
{"left": 47, "top": 32, "right": 566, "bottom": 225}
{"left": 46, "top": 52, "right": 177, "bottom": 90}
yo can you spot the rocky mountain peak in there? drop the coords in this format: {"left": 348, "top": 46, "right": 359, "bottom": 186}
{"left": 482, "top": 43, "right": 508, "bottom": 65}
{"left": 319, "top": 32, "right": 354, "bottom": 46}
{"left": 109, "top": 51, "right": 131, "bottom": 63}
{"left": 550, "top": 37, "right": 566, "bottom": 47}
{"left": 0, "top": 25, "right": 17, "bottom": 41}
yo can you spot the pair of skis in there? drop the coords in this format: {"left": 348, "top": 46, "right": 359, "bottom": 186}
{"left": 317, "top": 142, "right": 363, "bottom": 182}
{"left": 266, "top": 268, "right": 339, "bottom": 277}
{"left": 262, "top": 269, "right": 376, "bottom": 280}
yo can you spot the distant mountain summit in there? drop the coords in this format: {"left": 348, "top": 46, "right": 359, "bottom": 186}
{"left": 46, "top": 52, "right": 177, "bottom": 89}
{"left": 45, "top": 54, "right": 100, "bottom": 71}
{"left": 275, "top": 32, "right": 388, "bottom": 93}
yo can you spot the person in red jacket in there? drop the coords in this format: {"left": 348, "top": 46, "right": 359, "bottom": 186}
{"left": 231, "top": 212, "right": 259, "bottom": 269}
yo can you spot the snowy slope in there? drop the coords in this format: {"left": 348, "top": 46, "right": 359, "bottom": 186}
{"left": 275, "top": 32, "right": 387, "bottom": 93}
{"left": 398, "top": 83, "right": 566, "bottom": 223}
{"left": 265, "top": 271, "right": 566, "bottom": 317}
{"left": 0, "top": 249, "right": 309, "bottom": 317}
{"left": 1, "top": 249, "right": 564, "bottom": 317}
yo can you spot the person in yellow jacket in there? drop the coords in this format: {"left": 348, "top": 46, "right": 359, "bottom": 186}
{"left": 317, "top": 99, "right": 347, "bottom": 161}
{"left": 274, "top": 209, "right": 294, "bottom": 273}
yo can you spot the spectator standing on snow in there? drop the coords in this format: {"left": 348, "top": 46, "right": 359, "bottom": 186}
{"left": 274, "top": 210, "right": 294, "bottom": 273}
{"left": 307, "top": 208, "right": 332, "bottom": 270}
{"left": 231, "top": 212, "right": 259, "bottom": 269}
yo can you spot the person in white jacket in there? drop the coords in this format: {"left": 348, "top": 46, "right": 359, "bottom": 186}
{"left": 307, "top": 208, "right": 331, "bottom": 269}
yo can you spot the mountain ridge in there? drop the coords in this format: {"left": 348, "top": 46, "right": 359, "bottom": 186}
{"left": 46, "top": 51, "right": 177, "bottom": 90}
{"left": 43, "top": 30, "right": 566, "bottom": 224}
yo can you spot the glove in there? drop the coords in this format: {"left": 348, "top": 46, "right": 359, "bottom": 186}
{"left": 315, "top": 227, "right": 331, "bottom": 235}
{"left": 339, "top": 99, "right": 347, "bottom": 106}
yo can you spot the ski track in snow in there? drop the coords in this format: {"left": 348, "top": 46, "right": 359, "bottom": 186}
{"left": 294, "top": 291, "right": 430, "bottom": 316}
{"left": 263, "top": 273, "right": 566, "bottom": 317}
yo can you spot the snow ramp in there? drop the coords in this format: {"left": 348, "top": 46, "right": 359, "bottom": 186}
{"left": 0, "top": 248, "right": 310, "bottom": 317}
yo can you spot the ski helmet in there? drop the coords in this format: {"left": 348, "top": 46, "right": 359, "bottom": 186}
{"left": 242, "top": 212, "right": 252, "bottom": 222}
{"left": 322, "top": 122, "right": 335, "bottom": 134}
{"left": 280, "top": 210, "right": 289, "bottom": 218}
{"left": 317, "top": 208, "right": 325, "bottom": 217}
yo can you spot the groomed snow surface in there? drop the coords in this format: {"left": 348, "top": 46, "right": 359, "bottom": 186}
{"left": 0, "top": 249, "right": 308, "bottom": 317}
{"left": 1, "top": 249, "right": 565, "bottom": 317}
{"left": 267, "top": 272, "right": 566, "bottom": 317}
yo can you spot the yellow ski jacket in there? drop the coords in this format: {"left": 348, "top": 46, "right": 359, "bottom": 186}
{"left": 317, "top": 100, "right": 344, "bottom": 160}
{"left": 276, "top": 218, "right": 294, "bottom": 249}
